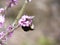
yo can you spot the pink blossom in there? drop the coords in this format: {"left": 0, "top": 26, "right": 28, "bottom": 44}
{"left": 0, "top": 15, "right": 5, "bottom": 28}
{"left": 7, "top": 25, "right": 13, "bottom": 37}
{"left": 8, "top": 0, "right": 17, "bottom": 8}
{"left": 18, "top": 15, "right": 34, "bottom": 27}
{"left": 0, "top": 32, "right": 7, "bottom": 41}
{"left": 0, "top": 8, "right": 5, "bottom": 14}
{"left": 10, "top": 0, "right": 17, "bottom": 6}
{"left": 7, "top": 25, "right": 13, "bottom": 31}
{"left": 0, "top": 32, "right": 5, "bottom": 39}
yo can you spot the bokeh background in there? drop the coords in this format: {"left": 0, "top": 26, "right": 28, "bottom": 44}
{"left": 0, "top": 0, "right": 60, "bottom": 45}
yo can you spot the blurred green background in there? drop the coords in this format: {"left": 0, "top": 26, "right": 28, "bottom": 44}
{"left": 0, "top": 0, "right": 60, "bottom": 45}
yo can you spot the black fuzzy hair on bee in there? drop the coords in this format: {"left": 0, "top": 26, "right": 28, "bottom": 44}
{"left": 22, "top": 26, "right": 34, "bottom": 32}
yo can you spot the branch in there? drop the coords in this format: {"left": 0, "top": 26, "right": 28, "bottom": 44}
{"left": 12, "top": 1, "right": 28, "bottom": 26}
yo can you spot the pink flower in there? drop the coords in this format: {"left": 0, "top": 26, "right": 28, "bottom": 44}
{"left": 7, "top": 25, "right": 13, "bottom": 37}
{"left": 7, "top": 25, "right": 13, "bottom": 31}
{"left": 0, "top": 15, "right": 5, "bottom": 28}
{"left": 11, "top": 0, "right": 17, "bottom": 6}
{"left": 8, "top": 0, "right": 17, "bottom": 8}
{"left": 0, "top": 32, "right": 5, "bottom": 39}
{"left": 18, "top": 15, "right": 34, "bottom": 27}
{"left": 0, "top": 8, "right": 5, "bottom": 14}
{"left": 0, "top": 32, "right": 7, "bottom": 41}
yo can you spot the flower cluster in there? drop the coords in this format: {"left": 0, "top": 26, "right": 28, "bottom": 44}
{"left": 0, "top": 8, "right": 5, "bottom": 28}
{"left": 0, "top": 0, "right": 18, "bottom": 44}
{"left": 0, "top": 15, "right": 5, "bottom": 28}
{"left": 7, "top": 25, "right": 14, "bottom": 37}
{"left": 8, "top": 0, "right": 17, "bottom": 8}
{"left": 0, "top": 8, "right": 5, "bottom": 14}
{"left": 18, "top": 15, "right": 34, "bottom": 27}
{"left": 0, "top": 32, "right": 7, "bottom": 42}
{"left": 0, "top": 0, "right": 17, "bottom": 28}
{"left": 0, "top": 0, "right": 34, "bottom": 45}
